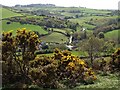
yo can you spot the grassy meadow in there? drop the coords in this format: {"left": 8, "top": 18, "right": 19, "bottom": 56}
{"left": 2, "top": 20, "right": 48, "bottom": 35}
{"left": 0, "top": 7, "right": 22, "bottom": 19}
{"left": 52, "top": 28, "right": 67, "bottom": 34}
{"left": 40, "top": 32, "right": 69, "bottom": 43}
{"left": 69, "top": 16, "right": 117, "bottom": 30}
{"left": 105, "top": 29, "right": 119, "bottom": 40}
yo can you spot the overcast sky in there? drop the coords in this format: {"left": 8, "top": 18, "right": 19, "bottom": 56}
{"left": 0, "top": 0, "right": 119, "bottom": 9}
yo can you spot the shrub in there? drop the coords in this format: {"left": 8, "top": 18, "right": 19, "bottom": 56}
{"left": 2, "top": 28, "right": 40, "bottom": 87}
{"left": 110, "top": 48, "right": 120, "bottom": 71}
{"left": 29, "top": 48, "right": 97, "bottom": 88}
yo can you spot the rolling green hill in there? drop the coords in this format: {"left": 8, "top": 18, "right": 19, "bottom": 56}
{"left": 105, "top": 29, "right": 119, "bottom": 40}
{"left": 2, "top": 20, "right": 48, "bottom": 35}
{"left": 13, "top": 6, "right": 113, "bottom": 19}
{"left": 40, "top": 32, "right": 69, "bottom": 43}
{"left": 52, "top": 28, "right": 67, "bottom": 34}
{"left": 69, "top": 16, "right": 117, "bottom": 30}
{"left": 2, "top": 6, "right": 119, "bottom": 43}
{"left": 0, "top": 7, "right": 22, "bottom": 19}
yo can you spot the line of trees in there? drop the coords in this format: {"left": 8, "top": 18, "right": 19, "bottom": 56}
{"left": 7, "top": 16, "right": 79, "bottom": 30}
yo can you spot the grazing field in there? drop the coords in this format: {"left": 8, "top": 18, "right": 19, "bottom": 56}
{"left": 69, "top": 16, "right": 117, "bottom": 30}
{"left": 52, "top": 28, "right": 73, "bottom": 34}
{"left": 0, "top": 8, "right": 22, "bottom": 19}
{"left": 52, "top": 28, "right": 67, "bottom": 34}
{"left": 2, "top": 20, "right": 48, "bottom": 35}
{"left": 105, "top": 30, "right": 119, "bottom": 40}
{"left": 40, "top": 32, "right": 69, "bottom": 43}
{"left": 70, "top": 17, "right": 96, "bottom": 30}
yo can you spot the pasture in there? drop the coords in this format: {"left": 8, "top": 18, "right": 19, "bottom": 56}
{"left": 105, "top": 29, "right": 119, "bottom": 40}
{"left": 2, "top": 20, "right": 48, "bottom": 35}
{"left": 40, "top": 32, "right": 69, "bottom": 43}
{"left": 69, "top": 16, "right": 117, "bottom": 30}
{"left": 52, "top": 28, "right": 67, "bottom": 34}
{"left": 0, "top": 7, "right": 22, "bottom": 19}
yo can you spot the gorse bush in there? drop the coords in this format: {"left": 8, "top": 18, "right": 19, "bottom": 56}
{"left": 54, "top": 48, "right": 97, "bottom": 87}
{"left": 29, "top": 56, "right": 59, "bottom": 88}
{"left": 2, "top": 29, "right": 97, "bottom": 89}
{"left": 2, "top": 28, "right": 40, "bottom": 88}
{"left": 29, "top": 48, "right": 97, "bottom": 88}
{"left": 110, "top": 48, "right": 120, "bottom": 71}
{"left": 92, "top": 48, "right": 120, "bottom": 74}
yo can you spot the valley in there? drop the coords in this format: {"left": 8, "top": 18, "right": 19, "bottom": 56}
{"left": 1, "top": 3, "right": 120, "bottom": 89}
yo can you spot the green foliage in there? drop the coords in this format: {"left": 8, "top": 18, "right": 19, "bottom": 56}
{"left": 7, "top": 15, "right": 67, "bottom": 28}
{"left": 103, "top": 41, "right": 115, "bottom": 54}
{"left": 93, "top": 17, "right": 119, "bottom": 35}
{"left": 81, "top": 36, "right": 104, "bottom": 67}
{"left": 90, "top": 48, "right": 120, "bottom": 73}
{"left": 73, "top": 30, "right": 87, "bottom": 40}
{"left": 98, "top": 32, "right": 104, "bottom": 39}
{"left": 49, "top": 43, "right": 68, "bottom": 50}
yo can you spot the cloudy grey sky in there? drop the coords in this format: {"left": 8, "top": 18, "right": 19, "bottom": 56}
{"left": 0, "top": 0, "right": 119, "bottom": 9}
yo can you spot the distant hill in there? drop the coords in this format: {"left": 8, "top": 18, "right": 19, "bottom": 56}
{"left": 14, "top": 4, "right": 56, "bottom": 8}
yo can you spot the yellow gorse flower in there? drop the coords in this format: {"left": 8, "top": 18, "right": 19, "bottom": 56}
{"left": 77, "top": 60, "right": 85, "bottom": 65}
{"left": 93, "top": 75, "right": 97, "bottom": 80}
{"left": 35, "top": 56, "right": 40, "bottom": 60}
{"left": 68, "top": 62, "right": 75, "bottom": 67}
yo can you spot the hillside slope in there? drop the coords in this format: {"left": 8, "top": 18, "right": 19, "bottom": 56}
{"left": 0, "top": 7, "right": 22, "bottom": 19}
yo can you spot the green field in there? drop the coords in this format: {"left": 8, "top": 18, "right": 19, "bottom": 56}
{"left": 0, "top": 8, "right": 22, "bottom": 19}
{"left": 70, "top": 17, "right": 96, "bottom": 30}
{"left": 69, "top": 16, "right": 117, "bottom": 30}
{"left": 2, "top": 20, "right": 48, "bottom": 35}
{"left": 40, "top": 32, "right": 69, "bottom": 43}
{"left": 52, "top": 28, "right": 67, "bottom": 34}
{"left": 51, "top": 28, "right": 73, "bottom": 34}
{"left": 105, "top": 30, "right": 119, "bottom": 40}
